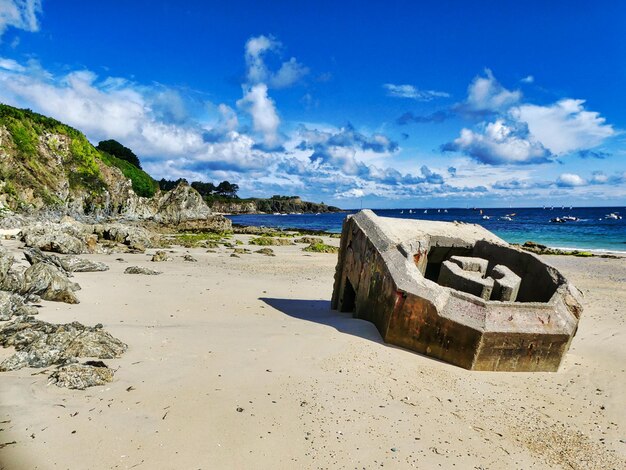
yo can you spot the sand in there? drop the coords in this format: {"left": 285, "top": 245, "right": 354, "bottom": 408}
{"left": 0, "top": 235, "right": 624, "bottom": 469}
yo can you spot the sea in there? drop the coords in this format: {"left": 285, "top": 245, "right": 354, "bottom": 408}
{"left": 228, "top": 206, "right": 626, "bottom": 253}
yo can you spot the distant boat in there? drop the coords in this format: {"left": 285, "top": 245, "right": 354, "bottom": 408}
{"left": 500, "top": 216, "right": 513, "bottom": 221}
{"left": 409, "top": 209, "right": 413, "bottom": 214}
{"left": 444, "top": 209, "right": 448, "bottom": 213}
{"left": 400, "top": 210, "right": 404, "bottom": 214}
{"left": 437, "top": 209, "right": 440, "bottom": 213}
{"left": 561, "top": 216, "right": 579, "bottom": 222}
{"left": 482, "top": 215, "right": 490, "bottom": 220}
{"left": 605, "top": 212, "right": 622, "bottom": 220}
{"left": 550, "top": 217, "right": 566, "bottom": 223}
{"left": 424, "top": 210, "right": 427, "bottom": 214}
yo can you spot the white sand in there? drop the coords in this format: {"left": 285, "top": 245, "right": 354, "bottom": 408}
{"left": 0, "top": 236, "right": 624, "bottom": 469}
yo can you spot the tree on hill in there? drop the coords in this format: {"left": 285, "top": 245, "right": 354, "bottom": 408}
{"left": 96, "top": 139, "right": 142, "bottom": 169}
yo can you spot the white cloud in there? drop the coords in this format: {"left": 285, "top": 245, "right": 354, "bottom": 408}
{"left": 463, "top": 69, "right": 521, "bottom": 113}
{"left": 557, "top": 173, "right": 586, "bottom": 187}
{"left": 244, "top": 34, "right": 308, "bottom": 89}
{"left": 513, "top": 99, "right": 616, "bottom": 155}
{"left": 383, "top": 83, "right": 450, "bottom": 101}
{"left": 443, "top": 119, "right": 551, "bottom": 165}
{"left": 236, "top": 83, "right": 280, "bottom": 148}
{"left": 270, "top": 57, "right": 309, "bottom": 89}
{"left": 244, "top": 35, "right": 277, "bottom": 84}
{"left": 0, "top": 56, "right": 24, "bottom": 71}
{"left": 520, "top": 75, "right": 534, "bottom": 84}
{"left": 0, "top": 0, "right": 42, "bottom": 39}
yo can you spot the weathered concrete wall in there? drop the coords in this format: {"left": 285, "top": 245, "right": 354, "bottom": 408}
{"left": 332, "top": 210, "right": 583, "bottom": 372}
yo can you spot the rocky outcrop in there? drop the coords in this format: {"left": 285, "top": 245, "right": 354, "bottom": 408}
{"left": 48, "top": 361, "right": 115, "bottom": 390}
{"left": 124, "top": 266, "right": 161, "bottom": 275}
{"left": 0, "top": 291, "right": 37, "bottom": 321}
{"left": 20, "top": 222, "right": 87, "bottom": 254}
{"left": 210, "top": 200, "right": 258, "bottom": 214}
{"left": 0, "top": 317, "right": 127, "bottom": 371}
{"left": 151, "top": 250, "right": 171, "bottom": 262}
{"left": 24, "top": 247, "right": 108, "bottom": 273}
{"left": 21, "top": 263, "right": 81, "bottom": 304}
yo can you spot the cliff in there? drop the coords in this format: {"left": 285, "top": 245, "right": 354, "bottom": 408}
{"left": 0, "top": 104, "right": 227, "bottom": 229}
{"left": 209, "top": 197, "right": 342, "bottom": 214}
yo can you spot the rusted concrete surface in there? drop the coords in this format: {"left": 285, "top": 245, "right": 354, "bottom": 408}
{"left": 331, "top": 210, "right": 583, "bottom": 372}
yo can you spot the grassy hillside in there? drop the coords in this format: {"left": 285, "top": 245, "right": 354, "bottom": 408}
{"left": 0, "top": 104, "right": 157, "bottom": 210}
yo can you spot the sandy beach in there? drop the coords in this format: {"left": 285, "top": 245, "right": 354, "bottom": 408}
{"left": 0, "top": 235, "right": 624, "bottom": 470}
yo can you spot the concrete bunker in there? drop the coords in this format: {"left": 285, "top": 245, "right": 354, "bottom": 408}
{"left": 331, "top": 210, "right": 583, "bottom": 372}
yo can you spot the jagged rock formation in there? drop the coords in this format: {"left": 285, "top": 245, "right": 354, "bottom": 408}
{"left": 21, "top": 263, "right": 81, "bottom": 304}
{"left": 0, "top": 104, "right": 231, "bottom": 231}
{"left": 48, "top": 361, "right": 115, "bottom": 390}
{"left": 124, "top": 266, "right": 161, "bottom": 275}
{"left": 0, "top": 291, "right": 36, "bottom": 321}
{"left": 0, "top": 317, "right": 127, "bottom": 371}
{"left": 24, "top": 247, "right": 109, "bottom": 273}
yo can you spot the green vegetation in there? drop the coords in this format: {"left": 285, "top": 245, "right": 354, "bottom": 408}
{"left": 99, "top": 151, "right": 158, "bottom": 197}
{"left": 249, "top": 236, "right": 294, "bottom": 246}
{"left": 96, "top": 139, "right": 142, "bottom": 169}
{"left": 303, "top": 242, "right": 339, "bottom": 254}
{"left": 170, "top": 231, "right": 232, "bottom": 248}
{"left": 68, "top": 134, "right": 107, "bottom": 191}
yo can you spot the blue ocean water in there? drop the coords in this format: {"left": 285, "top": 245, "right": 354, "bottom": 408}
{"left": 228, "top": 207, "right": 626, "bottom": 253}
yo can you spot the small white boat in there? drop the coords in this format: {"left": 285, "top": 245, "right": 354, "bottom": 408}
{"left": 482, "top": 215, "right": 490, "bottom": 220}
{"left": 605, "top": 213, "right": 622, "bottom": 220}
{"left": 561, "top": 216, "right": 579, "bottom": 222}
{"left": 400, "top": 210, "right": 404, "bottom": 214}
{"left": 444, "top": 209, "right": 448, "bottom": 213}
{"left": 409, "top": 209, "right": 413, "bottom": 214}
{"left": 500, "top": 216, "right": 513, "bottom": 221}
{"left": 423, "top": 210, "right": 427, "bottom": 214}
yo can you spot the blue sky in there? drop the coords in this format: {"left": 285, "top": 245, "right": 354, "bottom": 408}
{"left": 0, "top": 1, "right": 624, "bottom": 208}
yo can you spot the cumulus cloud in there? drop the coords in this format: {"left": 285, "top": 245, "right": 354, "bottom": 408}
{"left": 513, "top": 99, "right": 616, "bottom": 155}
{"left": 244, "top": 34, "right": 308, "bottom": 89}
{"left": 442, "top": 119, "right": 551, "bottom": 165}
{"left": 383, "top": 83, "right": 450, "bottom": 101}
{"left": 556, "top": 173, "right": 586, "bottom": 187}
{"left": 237, "top": 83, "right": 280, "bottom": 148}
{"left": 443, "top": 70, "right": 616, "bottom": 165}
{"left": 520, "top": 75, "right": 534, "bottom": 84}
{"left": 0, "top": 0, "right": 42, "bottom": 39}
{"left": 296, "top": 124, "right": 398, "bottom": 154}
{"left": 460, "top": 69, "right": 521, "bottom": 114}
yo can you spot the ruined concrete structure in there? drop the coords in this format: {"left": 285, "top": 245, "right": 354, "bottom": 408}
{"left": 331, "top": 210, "right": 583, "bottom": 372}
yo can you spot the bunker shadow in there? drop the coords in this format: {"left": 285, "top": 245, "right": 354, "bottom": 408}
{"left": 259, "top": 297, "right": 385, "bottom": 345}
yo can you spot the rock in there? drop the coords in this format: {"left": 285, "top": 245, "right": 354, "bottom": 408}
{"left": 151, "top": 250, "right": 171, "bottom": 262}
{"left": 20, "top": 223, "right": 87, "bottom": 254}
{"left": 0, "top": 291, "right": 37, "bottom": 321}
{"left": 0, "top": 317, "right": 127, "bottom": 371}
{"left": 183, "top": 254, "right": 198, "bottom": 262}
{"left": 150, "top": 182, "right": 213, "bottom": 224}
{"left": 24, "top": 247, "right": 108, "bottom": 273}
{"left": 92, "top": 223, "right": 154, "bottom": 250}
{"left": 249, "top": 237, "right": 295, "bottom": 246}
{"left": 124, "top": 266, "right": 161, "bottom": 275}
{"left": 21, "top": 263, "right": 81, "bottom": 304}
{"left": 255, "top": 248, "right": 275, "bottom": 257}
{"left": 295, "top": 237, "right": 324, "bottom": 245}
{"left": 60, "top": 256, "right": 109, "bottom": 273}
{"left": 232, "top": 248, "right": 251, "bottom": 255}
{"left": 48, "top": 361, "right": 114, "bottom": 390}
